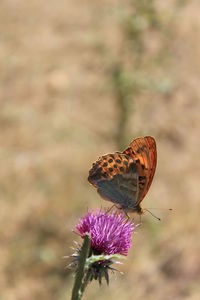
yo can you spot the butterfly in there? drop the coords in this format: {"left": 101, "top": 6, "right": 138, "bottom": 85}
{"left": 88, "top": 136, "right": 157, "bottom": 215}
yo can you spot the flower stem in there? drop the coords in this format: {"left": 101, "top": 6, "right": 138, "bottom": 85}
{"left": 71, "top": 234, "right": 91, "bottom": 300}
{"left": 80, "top": 269, "right": 92, "bottom": 295}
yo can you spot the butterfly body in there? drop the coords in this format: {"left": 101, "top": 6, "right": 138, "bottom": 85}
{"left": 88, "top": 136, "right": 157, "bottom": 215}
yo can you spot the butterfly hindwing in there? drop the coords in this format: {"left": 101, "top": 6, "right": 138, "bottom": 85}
{"left": 88, "top": 153, "right": 139, "bottom": 210}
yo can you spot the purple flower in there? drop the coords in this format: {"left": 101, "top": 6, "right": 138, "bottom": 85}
{"left": 75, "top": 209, "right": 135, "bottom": 256}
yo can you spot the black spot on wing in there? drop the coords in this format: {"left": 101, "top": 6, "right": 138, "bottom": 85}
{"left": 124, "top": 161, "right": 128, "bottom": 167}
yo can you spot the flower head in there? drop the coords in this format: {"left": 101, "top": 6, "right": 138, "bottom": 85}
{"left": 75, "top": 209, "right": 135, "bottom": 256}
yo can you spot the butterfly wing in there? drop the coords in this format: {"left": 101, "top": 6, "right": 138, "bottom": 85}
{"left": 88, "top": 152, "right": 139, "bottom": 211}
{"left": 123, "top": 136, "right": 157, "bottom": 205}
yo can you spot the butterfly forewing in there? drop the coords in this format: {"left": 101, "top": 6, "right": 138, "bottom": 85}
{"left": 123, "top": 136, "right": 157, "bottom": 204}
{"left": 142, "top": 137, "right": 157, "bottom": 198}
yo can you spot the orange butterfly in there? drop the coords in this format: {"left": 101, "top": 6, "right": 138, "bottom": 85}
{"left": 88, "top": 136, "right": 157, "bottom": 215}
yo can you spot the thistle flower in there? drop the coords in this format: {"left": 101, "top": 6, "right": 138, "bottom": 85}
{"left": 75, "top": 209, "right": 135, "bottom": 256}
{"left": 71, "top": 209, "right": 136, "bottom": 287}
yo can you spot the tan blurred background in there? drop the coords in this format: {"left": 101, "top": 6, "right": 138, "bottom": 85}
{"left": 1, "top": 0, "right": 200, "bottom": 299}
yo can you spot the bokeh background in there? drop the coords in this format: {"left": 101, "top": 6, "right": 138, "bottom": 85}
{"left": 1, "top": 0, "right": 200, "bottom": 299}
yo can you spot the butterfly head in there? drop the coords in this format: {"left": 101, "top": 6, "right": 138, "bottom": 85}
{"left": 134, "top": 205, "right": 145, "bottom": 215}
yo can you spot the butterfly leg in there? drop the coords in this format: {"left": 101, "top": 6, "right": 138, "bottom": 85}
{"left": 107, "top": 204, "right": 116, "bottom": 213}
{"left": 116, "top": 207, "right": 130, "bottom": 219}
{"left": 139, "top": 214, "right": 142, "bottom": 224}
{"left": 124, "top": 211, "right": 130, "bottom": 219}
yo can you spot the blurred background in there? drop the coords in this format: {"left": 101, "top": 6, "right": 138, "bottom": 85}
{"left": 1, "top": 0, "right": 200, "bottom": 299}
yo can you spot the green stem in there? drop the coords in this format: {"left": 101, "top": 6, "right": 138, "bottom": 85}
{"left": 80, "top": 270, "right": 92, "bottom": 295}
{"left": 71, "top": 234, "right": 91, "bottom": 300}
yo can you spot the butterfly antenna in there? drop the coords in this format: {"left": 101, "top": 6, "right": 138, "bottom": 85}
{"left": 144, "top": 209, "right": 161, "bottom": 221}
{"left": 146, "top": 208, "right": 173, "bottom": 211}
